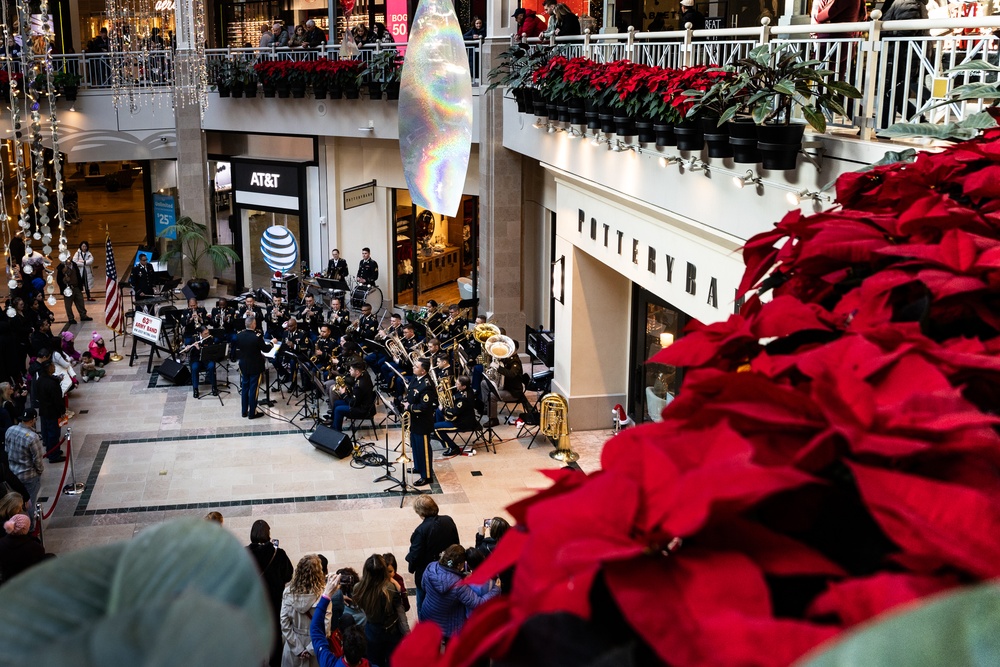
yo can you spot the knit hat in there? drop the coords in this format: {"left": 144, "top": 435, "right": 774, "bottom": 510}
{"left": 31, "top": 277, "right": 45, "bottom": 292}
{"left": 4, "top": 513, "right": 30, "bottom": 535}
{"left": 61, "top": 331, "right": 74, "bottom": 342}
{"left": 92, "top": 331, "right": 102, "bottom": 343}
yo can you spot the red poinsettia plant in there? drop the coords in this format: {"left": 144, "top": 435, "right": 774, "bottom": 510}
{"left": 391, "top": 130, "right": 1000, "bottom": 667}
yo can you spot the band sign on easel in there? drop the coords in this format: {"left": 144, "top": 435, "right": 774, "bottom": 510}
{"left": 132, "top": 313, "right": 163, "bottom": 344}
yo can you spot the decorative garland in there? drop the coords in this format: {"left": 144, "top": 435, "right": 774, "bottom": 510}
{"left": 394, "top": 130, "right": 1000, "bottom": 666}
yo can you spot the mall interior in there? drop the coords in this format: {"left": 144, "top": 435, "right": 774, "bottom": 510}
{"left": 0, "top": 0, "right": 996, "bottom": 663}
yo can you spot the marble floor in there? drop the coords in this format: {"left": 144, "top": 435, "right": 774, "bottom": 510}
{"left": 37, "top": 327, "right": 612, "bottom": 604}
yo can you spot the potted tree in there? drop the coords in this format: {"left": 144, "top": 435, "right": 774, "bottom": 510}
{"left": 158, "top": 216, "right": 240, "bottom": 300}
{"left": 53, "top": 69, "right": 82, "bottom": 102}
{"left": 723, "top": 44, "right": 861, "bottom": 170}
{"left": 682, "top": 68, "right": 743, "bottom": 159}
{"left": 368, "top": 49, "right": 403, "bottom": 100}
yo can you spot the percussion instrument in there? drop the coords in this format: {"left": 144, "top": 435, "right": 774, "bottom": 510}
{"left": 350, "top": 284, "right": 383, "bottom": 313}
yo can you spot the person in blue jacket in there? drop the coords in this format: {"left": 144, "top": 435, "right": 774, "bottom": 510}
{"left": 310, "top": 573, "right": 383, "bottom": 667}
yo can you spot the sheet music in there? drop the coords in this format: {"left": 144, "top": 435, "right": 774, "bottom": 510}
{"left": 263, "top": 342, "right": 283, "bottom": 359}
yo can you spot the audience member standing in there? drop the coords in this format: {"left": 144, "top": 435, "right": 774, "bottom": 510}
{"left": 71, "top": 241, "right": 95, "bottom": 302}
{"left": 34, "top": 364, "right": 66, "bottom": 463}
{"left": 420, "top": 545, "right": 500, "bottom": 639}
{"left": 281, "top": 554, "right": 330, "bottom": 667}
{"left": 352, "top": 554, "right": 408, "bottom": 666}
{"left": 248, "top": 520, "right": 295, "bottom": 667}
{"left": 304, "top": 20, "right": 327, "bottom": 49}
{"left": 4, "top": 409, "right": 45, "bottom": 517}
{"left": 680, "top": 0, "right": 707, "bottom": 29}
{"left": 511, "top": 8, "right": 545, "bottom": 39}
{"left": 552, "top": 3, "right": 581, "bottom": 36}
{"left": 56, "top": 261, "right": 90, "bottom": 324}
{"left": 405, "top": 495, "right": 459, "bottom": 618}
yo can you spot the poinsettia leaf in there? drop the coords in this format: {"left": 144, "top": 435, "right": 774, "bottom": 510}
{"left": 799, "top": 583, "right": 1000, "bottom": 667}
{"left": 391, "top": 621, "right": 445, "bottom": 667}
{"left": 807, "top": 573, "right": 956, "bottom": 627}
{"left": 849, "top": 463, "right": 1000, "bottom": 578}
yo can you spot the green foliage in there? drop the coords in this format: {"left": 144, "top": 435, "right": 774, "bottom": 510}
{"left": 369, "top": 49, "right": 404, "bottom": 83}
{"left": 485, "top": 44, "right": 559, "bottom": 94}
{"left": 159, "top": 215, "right": 240, "bottom": 278}
{"left": 719, "top": 44, "right": 861, "bottom": 132}
{"left": 210, "top": 59, "right": 235, "bottom": 89}
{"left": 878, "top": 111, "right": 998, "bottom": 141}
{"left": 800, "top": 583, "right": 1000, "bottom": 667}
{"left": 52, "top": 69, "right": 82, "bottom": 88}
{"left": 0, "top": 519, "right": 273, "bottom": 667}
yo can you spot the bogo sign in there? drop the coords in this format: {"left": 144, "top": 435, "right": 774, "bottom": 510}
{"left": 387, "top": 0, "right": 407, "bottom": 46}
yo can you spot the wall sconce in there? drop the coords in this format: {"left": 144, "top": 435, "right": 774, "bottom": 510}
{"left": 552, "top": 255, "right": 565, "bottom": 304}
{"left": 659, "top": 332, "right": 674, "bottom": 347}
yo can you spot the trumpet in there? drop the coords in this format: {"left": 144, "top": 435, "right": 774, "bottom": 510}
{"left": 347, "top": 319, "right": 360, "bottom": 333}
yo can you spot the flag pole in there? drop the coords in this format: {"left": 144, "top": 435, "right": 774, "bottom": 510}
{"left": 105, "top": 224, "right": 124, "bottom": 362}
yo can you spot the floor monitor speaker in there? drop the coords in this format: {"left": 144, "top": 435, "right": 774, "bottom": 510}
{"left": 309, "top": 425, "right": 352, "bottom": 459}
{"left": 158, "top": 359, "right": 191, "bottom": 385}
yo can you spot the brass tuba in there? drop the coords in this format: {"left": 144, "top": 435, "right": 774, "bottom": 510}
{"left": 437, "top": 377, "right": 454, "bottom": 410}
{"left": 540, "top": 393, "right": 578, "bottom": 462}
{"left": 385, "top": 333, "right": 408, "bottom": 363}
{"left": 483, "top": 334, "right": 515, "bottom": 384}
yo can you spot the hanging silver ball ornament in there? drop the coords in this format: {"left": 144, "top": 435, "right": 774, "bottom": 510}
{"left": 47, "top": 295, "right": 57, "bottom": 307}
{"left": 18, "top": 189, "right": 26, "bottom": 198}
{"left": 6, "top": 308, "right": 14, "bottom": 318}
{"left": 22, "top": 265, "right": 32, "bottom": 275}
{"left": 46, "top": 284, "right": 55, "bottom": 294}
{"left": 63, "top": 287, "right": 73, "bottom": 298}
{"left": 58, "top": 252, "right": 68, "bottom": 262}
{"left": 42, "top": 245, "right": 51, "bottom": 255}
{"left": 42, "top": 234, "right": 51, "bottom": 244}
{"left": 32, "top": 232, "right": 41, "bottom": 240}
{"left": 46, "top": 274, "right": 54, "bottom": 284}
{"left": 7, "top": 280, "right": 16, "bottom": 289}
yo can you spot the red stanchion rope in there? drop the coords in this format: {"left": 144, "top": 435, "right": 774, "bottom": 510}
{"left": 41, "top": 434, "right": 71, "bottom": 521}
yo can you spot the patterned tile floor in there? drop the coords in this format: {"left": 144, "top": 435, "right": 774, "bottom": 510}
{"left": 37, "top": 330, "right": 614, "bottom": 609}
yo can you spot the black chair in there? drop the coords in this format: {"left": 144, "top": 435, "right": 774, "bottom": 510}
{"left": 453, "top": 419, "right": 496, "bottom": 454}
{"left": 345, "top": 406, "right": 380, "bottom": 444}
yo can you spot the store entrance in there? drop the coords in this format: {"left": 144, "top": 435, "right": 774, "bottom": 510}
{"left": 392, "top": 189, "right": 478, "bottom": 310}
{"left": 628, "top": 285, "right": 686, "bottom": 424}
{"left": 240, "top": 209, "right": 301, "bottom": 292}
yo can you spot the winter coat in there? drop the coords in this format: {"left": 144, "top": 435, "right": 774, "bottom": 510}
{"left": 419, "top": 561, "right": 499, "bottom": 638}
{"left": 880, "top": 0, "right": 929, "bottom": 35}
{"left": 0, "top": 533, "right": 51, "bottom": 583}
{"left": 405, "top": 514, "right": 460, "bottom": 590}
{"left": 281, "top": 589, "right": 331, "bottom": 667}
{"left": 515, "top": 10, "right": 546, "bottom": 38}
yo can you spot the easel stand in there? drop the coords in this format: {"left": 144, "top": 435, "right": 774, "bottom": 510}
{"left": 130, "top": 335, "right": 173, "bottom": 372}
{"left": 378, "top": 433, "right": 420, "bottom": 508}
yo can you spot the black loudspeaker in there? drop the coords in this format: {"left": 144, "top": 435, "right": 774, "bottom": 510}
{"left": 158, "top": 359, "right": 191, "bottom": 385}
{"left": 309, "top": 426, "right": 352, "bottom": 459}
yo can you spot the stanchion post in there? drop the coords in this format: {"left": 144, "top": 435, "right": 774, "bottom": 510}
{"left": 62, "top": 427, "right": 86, "bottom": 495}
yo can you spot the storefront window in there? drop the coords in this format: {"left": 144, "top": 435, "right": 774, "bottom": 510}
{"left": 392, "top": 189, "right": 477, "bottom": 308}
{"left": 631, "top": 286, "right": 683, "bottom": 423}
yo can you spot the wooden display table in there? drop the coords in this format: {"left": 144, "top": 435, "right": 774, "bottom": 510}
{"left": 418, "top": 246, "right": 460, "bottom": 291}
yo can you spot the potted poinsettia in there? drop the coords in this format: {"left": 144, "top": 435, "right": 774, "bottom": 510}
{"left": 53, "top": 69, "right": 82, "bottom": 102}
{"left": 288, "top": 61, "right": 310, "bottom": 98}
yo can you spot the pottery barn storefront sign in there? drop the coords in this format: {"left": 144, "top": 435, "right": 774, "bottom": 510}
{"left": 557, "top": 180, "right": 746, "bottom": 325}
{"left": 232, "top": 161, "right": 301, "bottom": 211}
{"left": 343, "top": 180, "right": 377, "bottom": 210}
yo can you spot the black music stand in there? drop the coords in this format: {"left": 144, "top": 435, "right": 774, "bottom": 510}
{"left": 196, "top": 343, "right": 230, "bottom": 407}
{"left": 377, "top": 432, "right": 420, "bottom": 508}
{"left": 294, "top": 361, "right": 328, "bottom": 429}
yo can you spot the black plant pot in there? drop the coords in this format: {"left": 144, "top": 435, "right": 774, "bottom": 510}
{"left": 243, "top": 84, "right": 258, "bottom": 98}
{"left": 291, "top": 86, "right": 306, "bottom": 98}
{"left": 314, "top": 87, "right": 327, "bottom": 99}
{"left": 568, "top": 98, "right": 586, "bottom": 125}
{"left": 368, "top": 82, "right": 383, "bottom": 99}
{"left": 277, "top": 86, "right": 291, "bottom": 98}
{"left": 701, "top": 117, "right": 733, "bottom": 158}
{"left": 344, "top": 87, "right": 360, "bottom": 100}
{"left": 674, "top": 121, "right": 704, "bottom": 152}
{"left": 216, "top": 86, "right": 231, "bottom": 98}
{"left": 757, "top": 123, "right": 806, "bottom": 171}
{"left": 613, "top": 115, "right": 635, "bottom": 137}
{"left": 230, "top": 83, "right": 244, "bottom": 98}
{"left": 636, "top": 119, "right": 656, "bottom": 143}
{"left": 556, "top": 105, "right": 570, "bottom": 123}
{"left": 546, "top": 102, "right": 558, "bottom": 119}
{"left": 63, "top": 85, "right": 79, "bottom": 102}
{"left": 653, "top": 123, "right": 676, "bottom": 147}
{"left": 599, "top": 113, "right": 615, "bottom": 134}
{"left": 329, "top": 86, "right": 344, "bottom": 99}
{"left": 513, "top": 87, "right": 527, "bottom": 113}
{"left": 585, "top": 111, "right": 600, "bottom": 130}
{"left": 384, "top": 82, "right": 400, "bottom": 100}
{"left": 262, "top": 85, "right": 276, "bottom": 98}
{"left": 728, "top": 119, "right": 761, "bottom": 164}
{"left": 187, "top": 278, "right": 211, "bottom": 301}
{"left": 533, "top": 99, "right": 548, "bottom": 117}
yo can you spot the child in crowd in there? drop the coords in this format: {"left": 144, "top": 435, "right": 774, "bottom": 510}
{"left": 383, "top": 552, "right": 410, "bottom": 612}
{"left": 80, "top": 351, "right": 105, "bottom": 382}
{"left": 89, "top": 332, "right": 109, "bottom": 366}
{"left": 61, "top": 331, "right": 81, "bottom": 363}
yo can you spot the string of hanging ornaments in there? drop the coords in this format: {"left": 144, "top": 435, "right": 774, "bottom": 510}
{"left": 105, "top": 0, "right": 209, "bottom": 116}
{"left": 2, "top": 0, "right": 70, "bottom": 311}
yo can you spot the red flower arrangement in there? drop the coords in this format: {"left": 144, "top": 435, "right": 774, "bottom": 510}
{"left": 253, "top": 59, "right": 366, "bottom": 90}
{"left": 391, "top": 131, "right": 1000, "bottom": 666}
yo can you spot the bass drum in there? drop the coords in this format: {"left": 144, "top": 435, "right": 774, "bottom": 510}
{"left": 350, "top": 284, "right": 383, "bottom": 313}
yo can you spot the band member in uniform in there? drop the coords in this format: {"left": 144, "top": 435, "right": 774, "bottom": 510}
{"left": 424, "top": 301, "right": 448, "bottom": 340}
{"left": 327, "top": 297, "right": 351, "bottom": 340}
{"left": 233, "top": 316, "right": 272, "bottom": 419}
{"left": 405, "top": 359, "right": 438, "bottom": 487}
{"left": 280, "top": 317, "right": 312, "bottom": 387}
{"left": 313, "top": 324, "right": 339, "bottom": 377}
{"left": 435, "top": 353, "right": 456, "bottom": 383}
{"left": 434, "top": 375, "right": 478, "bottom": 456}
{"left": 297, "top": 293, "right": 322, "bottom": 341}
{"left": 364, "top": 312, "right": 403, "bottom": 377}
{"left": 188, "top": 325, "right": 219, "bottom": 398}
{"left": 265, "top": 295, "right": 290, "bottom": 335}
{"left": 211, "top": 298, "right": 237, "bottom": 341}
{"left": 465, "top": 314, "right": 488, "bottom": 403}
{"left": 129, "top": 253, "right": 156, "bottom": 298}
{"left": 235, "top": 295, "right": 265, "bottom": 333}
{"left": 180, "top": 298, "right": 208, "bottom": 346}
{"left": 355, "top": 303, "right": 379, "bottom": 351}
{"left": 439, "top": 304, "right": 468, "bottom": 348}
{"left": 327, "top": 361, "right": 375, "bottom": 432}
{"left": 356, "top": 247, "right": 379, "bottom": 286}
{"left": 379, "top": 323, "right": 419, "bottom": 396}
{"left": 326, "top": 248, "right": 349, "bottom": 281}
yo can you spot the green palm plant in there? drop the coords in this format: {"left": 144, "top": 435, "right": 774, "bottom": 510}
{"left": 158, "top": 216, "right": 240, "bottom": 279}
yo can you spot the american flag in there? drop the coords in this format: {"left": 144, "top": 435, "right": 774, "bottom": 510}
{"left": 104, "top": 235, "right": 122, "bottom": 332}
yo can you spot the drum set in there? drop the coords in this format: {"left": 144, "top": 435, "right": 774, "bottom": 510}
{"left": 299, "top": 274, "right": 384, "bottom": 314}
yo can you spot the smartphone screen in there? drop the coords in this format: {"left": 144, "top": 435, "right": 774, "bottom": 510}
{"left": 483, "top": 518, "right": 490, "bottom": 529}
{"left": 271, "top": 538, "right": 279, "bottom": 547}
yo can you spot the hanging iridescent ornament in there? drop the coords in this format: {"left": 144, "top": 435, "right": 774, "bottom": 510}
{"left": 22, "top": 264, "right": 32, "bottom": 275}
{"left": 5, "top": 308, "right": 14, "bottom": 318}
{"left": 46, "top": 295, "right": 57, "bottom": 306}
{"left": 7, "top": 280, "right": 16, "bottom": 289}
{"left": 63, "top": 287, "right": 73, "bottom": 297}
{"left": 397, "top": 0, "right": 473, "bottom": 217}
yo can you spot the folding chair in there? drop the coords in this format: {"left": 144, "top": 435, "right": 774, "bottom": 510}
{"left": 345, "top": 408, "right": 380, "bottom": 444}
{"left": 453, "top": 420, "right": 496, "bottom": 454}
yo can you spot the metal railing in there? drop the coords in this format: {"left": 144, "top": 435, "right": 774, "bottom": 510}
{"left": 524, "top": 13, "right": 1000, "bottom": 140}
